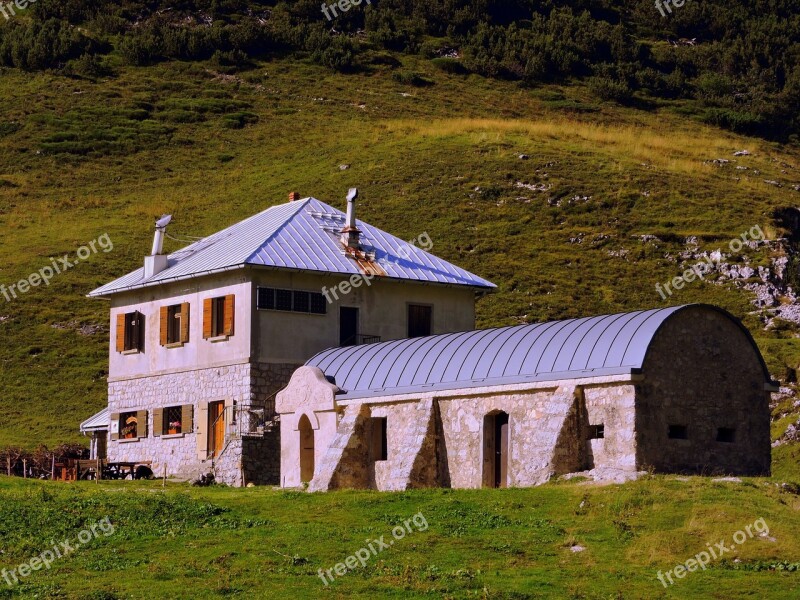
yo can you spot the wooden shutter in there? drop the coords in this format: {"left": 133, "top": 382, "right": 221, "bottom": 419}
{"left": 110, "top": 412, "right": 120, "bottom": 441}
{"left": 153, "top": 408, "right": 163, "bottom": 437}
{"left": 203, "top": 298, "right": 213, "bottom": 339}
{"left": 136, "top": 410, "right": 148, "bottom": 439}
{"left": 133, "top": 311, "right": 143, "bottom": 351}
{"left": 196, "top": 402, "right": 208, "bottom": 459}
{"left": 180, "top": 302, "right": 190, "bottom": 343}
{"left": 223, "top": 295, "right": 235, "bottom": 337}
{"left": 115, "top": 314, "right": 126, "bottom": 353}
{"left": 159, "top": 306, "right": 169, "bottom": 346}
{"left": 182, "top": 404, "right": 194, "bottom": 433}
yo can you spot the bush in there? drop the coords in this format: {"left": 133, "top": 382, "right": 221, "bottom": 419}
{"left": 587, "top": 76, "right": 633, "bottom": 102}
{"left": 392, "top": 70, "right": 434, "bottom": 86}
{"left": 431, "top": 57, "right": 468, "bottom": 74}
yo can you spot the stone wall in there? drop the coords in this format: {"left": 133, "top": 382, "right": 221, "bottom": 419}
{"left": 636, "top": 306, "right": 771, "bottom": 475}
{"left": 107, "top": 363, "right": 251, "bottom": 480}
{"left": 251, "top": 362, "right": 300, "bottom": 418}
{"left": 108, "top": 361, "right": 293, "bottom": 484}
{"left": 583, "top": 384, "right": 637, "bottom": 473}
{"left": 213, "top": 429, "right": 281, "bottom": 487}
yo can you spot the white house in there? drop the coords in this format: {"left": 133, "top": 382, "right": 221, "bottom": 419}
{"left": 80, "top": 191, "right": 495, "bottom": 484}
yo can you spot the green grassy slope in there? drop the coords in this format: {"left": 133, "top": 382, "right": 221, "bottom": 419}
{"left": 0, "top": 476, "right": 798, "bottom": 599}
{"left": 0, "top": 57, "right": 799, "bottom": 461}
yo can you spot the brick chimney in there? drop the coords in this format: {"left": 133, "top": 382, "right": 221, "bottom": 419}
{"left": 289, "top": 191, "right": 301, "bottom": 202}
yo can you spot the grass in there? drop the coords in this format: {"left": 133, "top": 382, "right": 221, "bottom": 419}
{"left": 0, "top": 56, "right": 798, "bottom": 464}
{"left": 0, "top": 475, "right": 798, "bottom": 598}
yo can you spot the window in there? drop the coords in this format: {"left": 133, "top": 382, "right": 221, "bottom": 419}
{"left": 120, "top": 412, "right": 138, "bottom": 439}
{"left": 716, "top": 427, "right": 736, "bottom": 443}
{"left": 116, "top": 311, "right": 143, "bottom": 353}
{"left": 164, "top": 406, "right": 183, "bottom": 435}
{"left": 408, "top": 304, "right": 432, "bottom": 338}
{"left": 154, "top": 405, "right": 194, "bottom": 438}
{"left": 370, "top": 417, "right": 388, "bottom": 461}
{"left": 588, "top": 424, "right": 605, "bottom": 439}
{"left": 160, "top": 303, "right": 189, "bottom": 346}
{"left": 203, "top": 295, "right": 234, "bottom": 339}
{"left": 668, "top": 425, "right": 688, "bottom": 440}
{"left": 257, "top": 287, "right": 327, "bottom": 315}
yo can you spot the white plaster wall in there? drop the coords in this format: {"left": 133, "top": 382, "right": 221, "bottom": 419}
{"left": 108, "top": 273, "right": 252, "bottom": 381}
{"left": 250, "top": 269, "right": 477, "bottom": 364}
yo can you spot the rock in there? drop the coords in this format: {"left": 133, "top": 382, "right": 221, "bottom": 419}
{"left": 570, "top": 545, "right": 586, "bottom": 553}
{"left": 518, "top": 154, "right": 529, "bottom": 160}
{"left": 734, "top": 150, "right": 751, "bottom": 156}
{"left": 339, "top": 164, "right": 350, "bottom": 170}
{"left": 764, "top": 180, "right": 782, "bottom": 187}
{"left": 712, "top": 476, "right": 742, "bottom": 483}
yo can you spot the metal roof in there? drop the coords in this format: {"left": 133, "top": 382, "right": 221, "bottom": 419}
{"left": 307, "top": 305, "right": 761, "bottom": 399}
{"left": 88, "top": 197, "right": 495, "bottom": 297}
{"left": 80, "top": 408, "right": 109, "bottom": 432}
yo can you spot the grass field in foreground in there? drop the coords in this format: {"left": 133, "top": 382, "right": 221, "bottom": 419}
{"left": 0, "top": 475, "right": 798, "bottom": 599}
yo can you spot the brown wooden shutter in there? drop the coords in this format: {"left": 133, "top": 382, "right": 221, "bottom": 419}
{"left": 196, "top": 403, "right": 208, "bottom": 459}
{"left": 115, "top": 314, "right": 126, "bottom": 353}
{"left": 133, "top": 311, "right": 143, "bottom": 351}
{"left": 110, "top": 412, "right": 119, "bottom": 441}
{"left": 223, "top": 295, "right": 235, "bottom": 337}
{"left": 153, "top": 408, "right": 163, "bottom": 437}
{"left": 180, "top": 302, "right": 190, "bottom": 343}
{"left": 203, "top": 298, "right": 213, "bottom": 339}
{"left": 136, "top": 410, "right": 148, "bottom": 439}
{"left": 159, "top": 306, "right": 169, "bottom": 346}
{"left": 182, "top": 404, "right": 194, "bottom": 433}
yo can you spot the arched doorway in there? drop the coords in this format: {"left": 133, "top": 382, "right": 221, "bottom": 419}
{"left": 299, "top": 415, "right": 315, "bottom": 483}
{"left": 482, "top": 411, "right": 509, "bottom": 488}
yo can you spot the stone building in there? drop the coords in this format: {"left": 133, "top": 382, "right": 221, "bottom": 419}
{"left": 80, "top": 192, "right": 494, "bottom": 484}
{"left": 276, "top": 304, "right": 775, "bottom": 490}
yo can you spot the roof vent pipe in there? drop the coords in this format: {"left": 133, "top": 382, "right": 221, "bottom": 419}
{"left": 145, "top": 214, "right": 172, "bottom": 278}
{"left": 341, "top": 188, "right": 361, "bottom": 249}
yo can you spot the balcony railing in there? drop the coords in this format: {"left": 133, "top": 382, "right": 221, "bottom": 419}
{"left": 341, "top": 334, "right": 381, "bottom": 347}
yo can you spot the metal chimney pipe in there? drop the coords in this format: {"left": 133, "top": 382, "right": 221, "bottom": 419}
{"left": 151, "top": 228, "right": 166, "bottom": 256}
{"left": 346, "top": 188, "right": 358, "bottom": 229}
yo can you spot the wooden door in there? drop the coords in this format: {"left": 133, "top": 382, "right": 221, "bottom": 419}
{"left": 209, "top": 401, "right": 225, "bottom": 458}
{"left": 483, "top": 412, "right": 509, "bottom": 488}
{"left": 299, "top": 415, "right": 315, "bottom": 483}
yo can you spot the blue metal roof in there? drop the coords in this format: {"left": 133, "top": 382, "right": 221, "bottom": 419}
{"left": 306, "top": 305, "right": 758, "bottom": 399}
{"left": 89, "top": 197, "right": 495, "bottom": 297}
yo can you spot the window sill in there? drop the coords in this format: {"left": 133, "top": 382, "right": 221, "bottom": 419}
{"left": 161, "top": 433, "right": 185, "bottom": 439}
{"left": 208, "top": 335, "right": 230, "bottom": 343}
{"left": 165, "top": 342, "right": 185, "bottom": 349}
{"left": 117, "top": 437, "right": 141, "bottom": 444}
{"left": 121, "top": 349, "right": 141, "bottom": 356}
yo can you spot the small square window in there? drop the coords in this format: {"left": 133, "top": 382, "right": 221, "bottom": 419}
{"left": 310, "top": 292, "right": 327, "bottom": 314}
{"left": 164, "top": 406, "right": 183, "bottom": 435}
{"left": 275, "top": 289, "right": 293, "bottom": 311}
{"left": 293, "top": 290, "right": 310, "bottom": 313}
{"left": 588, "top": 424, "right": 604, "bottom": 439}
{"left": 668, "top": 425, "right": 688, "bottom": 440}
{"left": 716, "top": 427, "right": 736, "bottom": 443}
{"left": 120, "top": 411, "right": 138, "bottom": 440}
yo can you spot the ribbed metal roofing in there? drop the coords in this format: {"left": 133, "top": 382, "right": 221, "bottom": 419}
{"left": 307, "top": 305, "right": 746, "bottom": 399}
{"left": 88, "top": 197, "right": 495, "bottom": 297}
{"left": 80, "top": 408, "right": 109, "bottom": 432}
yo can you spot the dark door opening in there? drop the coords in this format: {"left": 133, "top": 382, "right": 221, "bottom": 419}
{"left": 340, "top": 307, "right": 359, "bottom": 347}
{"left": 483, "top": 411, "right": 509, "bottom": 488}
{"left": 299, "top": 415, "right": 315, "bottom": 483}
